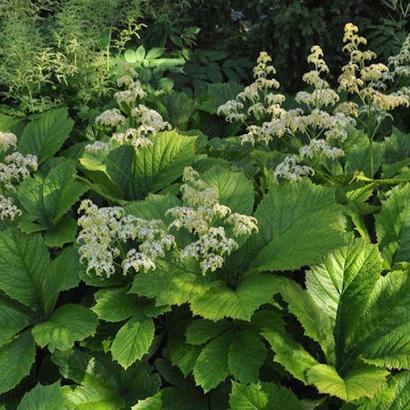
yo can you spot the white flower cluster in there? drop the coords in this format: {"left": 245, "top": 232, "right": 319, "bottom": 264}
{"left": 87, "top": 68, "right": 170, "bottom": 153}
{"left": 0, "top": 194, "right": 21, "bottom": 221}
{"left": 299, "top": 139, "right": 344, "bottom": 160}
{"left": 166, "top": 167, "right": 258, "bottom": 274}
{"left": 0, "top": 134, "right": 37, "bottom": 221}
{"left": 274, "top": 156, "right": 314, "bottom": 182}
{"left": 0, "top": 152, "right": 38, "bottom": 191}
{"left": 95, "top": 108, "right": 126, "bottom": 127}
{"left": 0, "top": 132, "right": 17, "bottom": 152}
{"left": 389, "top": 33, "right": 410, "bottom": 79}
{"left": 77, "top": 168, "right": 259, "bottom": 277}
{"left": 338, "top": 23, "right": 410, "bottom": 111}
{"left": 77, "top": 199, "right": 175, "bottom": 277}
{"left": 217, "top": 51, "right": 286, "bottom": 131}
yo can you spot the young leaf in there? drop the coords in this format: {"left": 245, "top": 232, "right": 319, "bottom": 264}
{"left": 110, "top": 317, "right": 155, "bottom": 369}
{"left": 193, "top": 331, "right": 232, "bottom": 392}
{"left": 32, "top": 304, "right": 98, "bottom": 352}
{"left": 18, "top": 107, "right": 74, "bottom": 163}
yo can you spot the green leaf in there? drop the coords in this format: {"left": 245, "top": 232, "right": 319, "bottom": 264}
{"left": 0, "top": 330, "right": 36, "bottom": 394}
{"left": 0, "top": 229, "right": 49, "bottom": 309}
{"left": 355, "top": 371, "right": 410, "bottom": 409}
{"left": 266, "top": 238, "right": 410, "bottom": 402}
{"left": 130, "top": 258, "right": 209, "bottom": 307}
{"left": 262, "top": 328, "right": 319, "bottom": 384}
{"left": 307, "top": 364, "right": 388, "bottom": 402}
{"left": 17, "top": 382, "right": 65, "bottom": 410}
{"left": 53, "top": 349, "right": 160, "bottom": 408}
{"left": 250, "top": 180, "right": 345, "bottom": 272}
{"left": 193, "top": 332, "right": 232, "bottom": 392}
{"left": 229, "top": 382, "right": 268, "bottom": 409}
{"left": 199, "top": 82, "right": 243, "bottom": 114}
{"left": 229, "top": 381, "right": 302, "bottom": 410}
{"left": 106, "top": 131, "right": 196, "bottom": 200}
{"left": 42, "top": 160, "right": 88, "bottom": 222}
{"left": 190, "top": 274, "right": 280, "bottom": 321}
{"left": 19, "top": 107, "right": 74, "bottom": 163}
{"left": 32, "top": 304, "right": 98, "bottom": 352}
{"left": 202, "top": 166, "right": 254, "bottom": 215}
{"left": 17, "top": 160, "right": 88, "bottom": 237}
{"left": 186, "top": 319, "right": 232, "bottom": 345}
{"left": 41, "top": 246, "right": 81, "bottom": 314}
{"left": 228, "top": 330, "right": 266, "bottom": 383}
{"left": 375, "top": 183, "right": 410, "bottom": 265}
{"left": 0, "top": 304, "right": 34, "bottom": 348}
{"left": 92, "top": 288, "right": 146, "bottom": 322}
{"left": 110, "top": 317, "right": 155, "bottom": 369}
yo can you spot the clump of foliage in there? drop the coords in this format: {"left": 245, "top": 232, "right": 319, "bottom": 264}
{"left": 2, "top": 8, "right": 410, "bottom": 410}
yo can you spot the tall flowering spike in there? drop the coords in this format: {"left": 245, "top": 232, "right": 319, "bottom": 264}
{"left": 217, "top": 50, "right": 286, "bottom": 142}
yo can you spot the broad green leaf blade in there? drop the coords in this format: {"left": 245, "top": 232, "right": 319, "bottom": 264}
{"left": 0, "top": 229, "right": 49, "bottom": 309}
{"left": 193, "top": 332, "right": 232, "bottom": 393}
{"left": 44, "top": 217, "right": 77, "bottom": 247}
{"left": 190, "top": 274, "right": 280, "bottom": 321}
{"left": 0, "top": 304, "right": 34, "bottom": 348}
{"left": 186, "top": 319, "right": 232, "bottom": 345}
{"left": 229, "top": 381, "right": 303, "bottom": 410}
{"left": 375, "top": 183, "right": 410, "bottom": 265}
{"left": 228, "top": 330, "right": 266, "bottom": 383}
{"left": 261, "top": 328, "right": 319, "bottom": 384}
{"left": 106, "top": 131, "right": 196, "bottom": 200}
{"left": 202, "top": 166, "right": 254, "bottom": 215}
{"left": 307, "top": 364, "right": 388, "bottom": 402}
{"left": 355, "top": 371, "right": 410, "bottom": 409}
{"left": 229, "top": 382, "right": 268, "bottom": 409}
{"left": 250, "top": 180, "right": 345, "bottom": 272}
{"left": 42, "top": 160, "right": 88, "bottom": 222}
{"left": 92, "top": 288, "right": 145, "bottom": 322}
{"left": 32, "top": 304, "right": 98, "bottom": 352}
{"left": 110, "top": 317, "right": 155, "bottom": 368}
{"left": 130, "top": 258, "right": 209, "bottom": 306}
{"left": 0, "top": 330, "right": 36, "bottom": 394}
{"left": 17, "top": 382, "right": 65, "bottom": 410}
{"left": 42, "top": 246, "right": 81, "bottom": 314}
{"left": 19, "top": 107, "right": 74, "bottom": 162}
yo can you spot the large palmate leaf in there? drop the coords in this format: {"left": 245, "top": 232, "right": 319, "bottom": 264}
{"left": 375, "top": 183, "right": 410, "bottom": 265}
{"left": 229, "top": 381, "right": 303, "bottom": 410}
{"left": 17, "top": 160, "right": 88, "bottom": 246}
{"left": 183, "top": 316, "right": 276, "bottom": 392}
{"left": 18, "top": 107, "right": 74, "bottom": 163}
{"left": 52, "top": 349, "right": 161, "bottom": 409}
{"left": 262, "top": 238, "right": 410, "bottom": 402}
{"left": 250, "top": 180, "right": 345, "bottom": 273}
{"left": 17, "top": 383, "right": 66, "bottom": 410}
{"left": 0, "top": 230, "right": 81, "bottom": 394}
{"left": 82, "top": 131, "right": 197, "bottom": 201}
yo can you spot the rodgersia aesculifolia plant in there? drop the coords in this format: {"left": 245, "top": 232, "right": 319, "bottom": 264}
{"left": 218, "top": 23, "right": 410, "bottom": 181}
